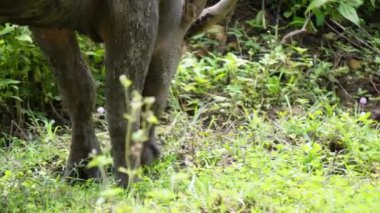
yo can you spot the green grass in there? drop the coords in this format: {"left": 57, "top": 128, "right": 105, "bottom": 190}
{"left": 1, "top": 106, "right": 379, "bottom": 212}
{"left": 1, "top": 31, "right": 380, "bottom": 212}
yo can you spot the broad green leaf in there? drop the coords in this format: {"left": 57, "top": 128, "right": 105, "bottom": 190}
{"left": 307, "top": 0, "right": 333, "bottom": 12}
{"left": 314, "top": 9, "right": 326, "bottom": 26}
{"left": 288, "top": 17, "right": 306, "bottom": 27}
{"left": 16, "top": 34, "right": 33, "bottom": 43}
{"left": 0, "top": 79, "right": 20, "bottom": 87}
{"left": 256, "top": 10, "right": 267, "bottom": 29}
{"left": 338, "top": 2, "right": 360, "bottom": 25}
{"left": 0, "top": 25, "right": 16, "bottom": 36}
{"left": 370, "top": 0, "right": 375, "bottom": 7}
{"left": 246, "top": 10, "right": 267, "bottom": 29}
{"left": 344, "top": 0, "right": 363, "bottom": 7}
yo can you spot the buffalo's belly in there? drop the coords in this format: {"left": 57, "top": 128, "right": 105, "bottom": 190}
{"left": 0, "top": 0, "right": 84, "bottom": 27}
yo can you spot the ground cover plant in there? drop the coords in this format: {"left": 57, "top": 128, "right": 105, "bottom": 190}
{"left": 1, "top": 1, "right": 380, "bottom": 212}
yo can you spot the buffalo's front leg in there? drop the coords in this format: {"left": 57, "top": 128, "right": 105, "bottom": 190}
{"left": 32, "top": 28, "right": 101, "bottom": 180}
{"left": 104, "top": 0, "right": 159, "bottom": 186}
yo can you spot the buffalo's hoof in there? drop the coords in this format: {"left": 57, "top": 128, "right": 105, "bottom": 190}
{"left": 65, "top": 161, "right": 101, "bottom": 184}
{"left": 141, "top": 140, "right": 160, "bottom": 165}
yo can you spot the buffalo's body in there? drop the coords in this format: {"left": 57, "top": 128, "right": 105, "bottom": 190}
{"left": 0, "top": 0, "right": 238, "bottom": 186}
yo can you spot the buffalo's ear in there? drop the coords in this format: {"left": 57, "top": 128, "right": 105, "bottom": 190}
{"left": 186, "top": 0, "right": 238, "bottom": 37}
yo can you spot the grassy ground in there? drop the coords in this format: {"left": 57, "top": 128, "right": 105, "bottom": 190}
{"left": 1, "top": 28, "right": 380, "bottom": 212}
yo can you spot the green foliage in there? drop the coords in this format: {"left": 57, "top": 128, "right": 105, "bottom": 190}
{"left": 0, "top": 25, "right": 106, "bottom": 128}
{"left": 175, "top": 36, "right": 343, "bottom": 114}
{"left": 1, "top": 98, "right": 379, "bottom": 211}
{"left": 0, "top": 25, "right": 57, "bottom": 114}
{"left": 248, "top": 0, "right": 374, "bottom": 31}
{"left": 307, "top": 0, "right": 364, "bottom": 25}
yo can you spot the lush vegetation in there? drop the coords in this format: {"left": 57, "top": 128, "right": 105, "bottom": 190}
{"left": 1, "top": 0, "right": 380, "bottom": 212}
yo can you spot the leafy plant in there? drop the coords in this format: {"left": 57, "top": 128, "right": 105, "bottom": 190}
{"left": 248, "top": 0, "right": 375, "bottom": 32}
{"left": 306, "top": 0, "right": 366, "bottom": 26}
{"left": 0, "top": 24, "right": 58, "bottom": 127}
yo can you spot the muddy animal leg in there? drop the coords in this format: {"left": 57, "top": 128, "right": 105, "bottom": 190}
{"left": 32, "top": 28, "right": 101, "bottom": 181}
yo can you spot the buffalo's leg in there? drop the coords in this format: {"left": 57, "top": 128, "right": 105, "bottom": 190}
{"left": 32, "top": 28, "right": 101, "bottom": 180}
{"left": 141, "top": 0, "right": 207, "bottom": 165}
{"left": 104, "top": 0, "right": 159, "bottom": 186}
{"left": 141, "top": 32, "right": 183, "bottom": 165}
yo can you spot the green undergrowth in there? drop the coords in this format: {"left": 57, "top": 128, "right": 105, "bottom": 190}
{"left": 1, "top": 105, "right": 379, "bottom": 212}
{"left": 1, "top": 41, "right": 380, "bottom": 211}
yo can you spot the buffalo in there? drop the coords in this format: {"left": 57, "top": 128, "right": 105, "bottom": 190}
{"left": 0, "top": 0, "right": 237, "bottom": 185}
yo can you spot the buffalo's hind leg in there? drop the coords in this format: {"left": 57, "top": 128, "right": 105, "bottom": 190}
{"left": 32, "top": 28, "right": 101, "bottom": 181}
{"left": 140, "top": 1, "right": 184, "bottom": 166}
{"left": 141, "top": 0, "right": 207, "bottom": 165}
{"left": 140, "top": 37, "right": 183, "bottom": 165}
